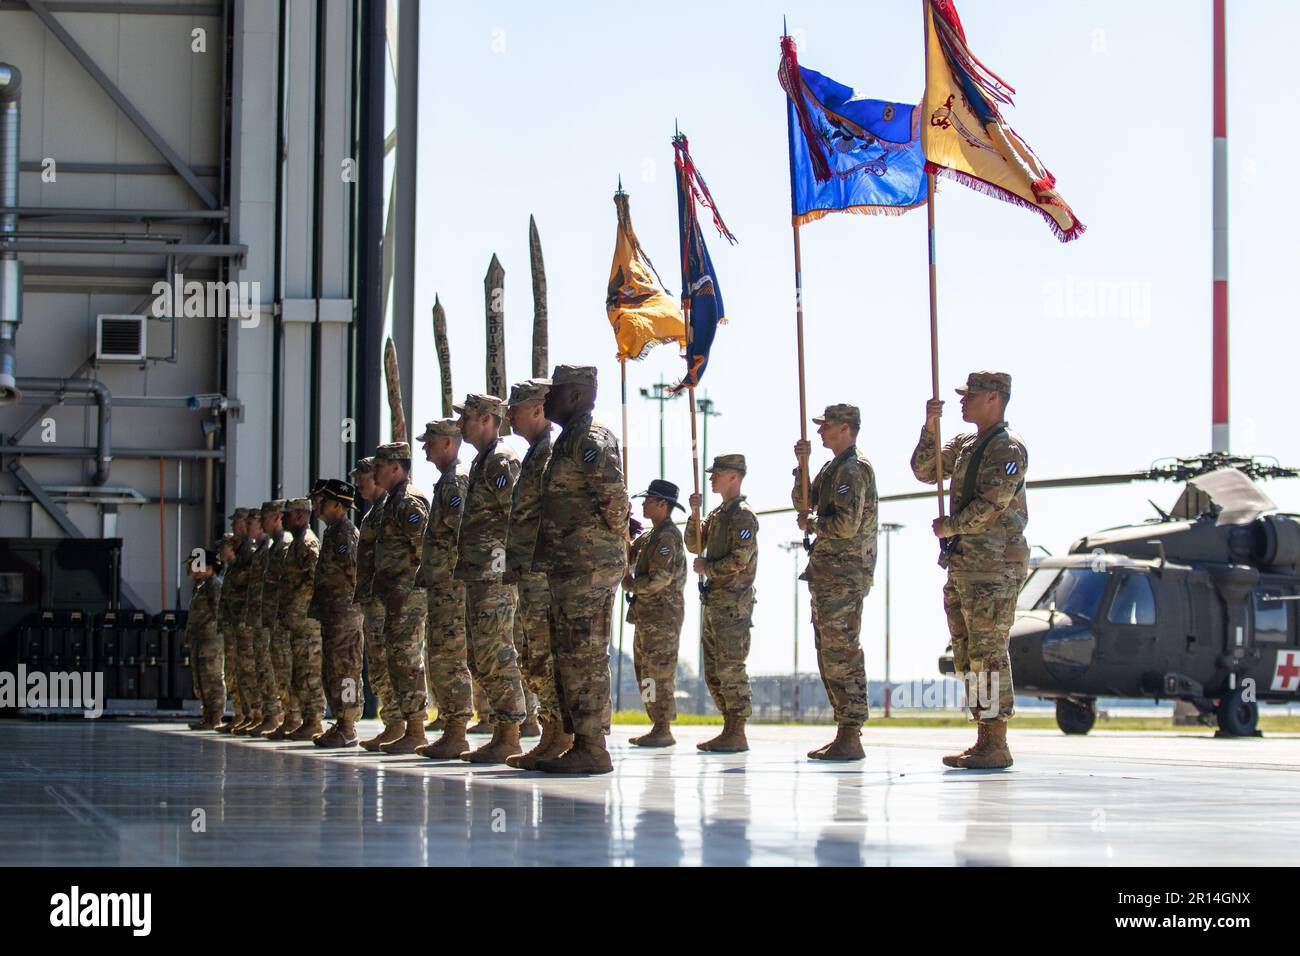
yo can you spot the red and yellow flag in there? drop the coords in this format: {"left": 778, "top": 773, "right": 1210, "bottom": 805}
{"left": 921, "top": 0, "right": 1084, "bottom": 242}
{"left": 606, "top": 189, "right": 685, "bottom": 360}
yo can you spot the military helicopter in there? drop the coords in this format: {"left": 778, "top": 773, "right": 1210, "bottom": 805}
{"left": 927, "top": 454, "right": 1300, "bottom": 737}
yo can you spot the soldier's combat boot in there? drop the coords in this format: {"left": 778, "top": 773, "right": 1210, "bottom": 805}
{"left": 535, "top": 734, "right": 613, "bottom": 775}
{"left": 267, "top": 711, "right": 301, "bottom": 740}
{"left": 952, "top": 721, "right": 1013, "bottom": 770}
{"left": 425, "top": 715, "right": 446, "bottom": 733}
{"left": 508, "top": 718, "right": 573, "bottom": 769}
{"left": 416, "top": 717, "right": 469, "bottom": 759}
{"left": 519, "top": 715, "right": 541, "bottom": 738}
{"left": 189, "top": 711, "right": 221, "bottom": 730}
{"left": 629, "top": 720, "right": 675, "bottom": 748}
{"left": 809, "top": 724, "right": 865, "bottom": 761}
{"left": 941, "top": 722, "right": 986, "bottom": 768}
{"left": 466, "top": 716, "right": 492, "bottom": 735}
{"left": 378, "top": 716, "right": 427, "bottom": 755}
{"left": 361, "top": 720, "right": 405, "bottom": 752}
{"left": 251, "top": 712, "right": 282, "bottom": 738}
{"left": 234, "top": 710, "right": 262, "bottom": 735}
{"left": 215, "top": 711, "right": 239, "bottom": 734}
{"left": 461, "top": 721, "right": 523, "bottom": 764}
{"left": 288, "top": 715, "right": 324, "bottom": 741}
{"left": 314, "top": 720, "right": 359, "bottom": 748}
{"left": 698, "top": 715, "right": 748, "bottom": 753}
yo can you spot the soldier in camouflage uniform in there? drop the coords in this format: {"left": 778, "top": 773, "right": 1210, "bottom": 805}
{"left": 371, "top": 441, "right": 433, "bottom": 755}
{"left": 186, "top": 548, "right": 224, "bottom": 729}
{"left": 452, "top": 393, "right": 527, "bottom": 764}
{"left": 794, "top": 404, "right": 878, "bottom": 761}
{"left": 224, "top": 510, "right": 262, "bottom": 733}
{"left": 533, "top": 365, "right": 629, "bottom": 775}
{"left": 352, "top": 458, "right": 403, "bottom": 751}
{"left": 243, "top": 504, "right": 285, "bottom": 736}
{"left": 281, "top": 498, "right": 326, "bottom": 740}
{"left": 687, "top": 454, "right": 759, "bottom": 753}
{"left": 910, "top": 371, "right": 1028, "bottom": 770}
{"left": 310, "top": 479, "right": 365, "bottom": 748}
{"left": 259, "top": 501, "right": 297, "bottom": 739}
{"left": 408, "top": 420, "right": 474, "bottom": 759}
{"left": 625, "top": 479, "right": 688, "bottom": 748}
{"left": 502, "top": 379, "right": 565, "bottom": 769}
{"left": 215, "top": 528, "right": 242, "bottom": 733}
{"left": 232, "top": 509, "right": 268, "bottom": 735}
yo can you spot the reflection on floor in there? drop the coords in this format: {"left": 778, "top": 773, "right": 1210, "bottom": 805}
{"left": 1, "top": 719, "right": 1297, "bottom": 866}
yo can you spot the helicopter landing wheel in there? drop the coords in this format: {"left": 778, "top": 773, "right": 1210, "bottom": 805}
{"left": 1055, "top": 698, "right": 1096, "bottom": 735}
{"left": 1215, "top": 687, "right": 1259, "bottom": 737}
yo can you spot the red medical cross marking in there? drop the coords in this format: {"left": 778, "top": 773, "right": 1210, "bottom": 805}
{"left": 1273, "top": 651, "right": 1300, "bottom": 692}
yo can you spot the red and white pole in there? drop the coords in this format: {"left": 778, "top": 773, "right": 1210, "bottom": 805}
{"left": 1212, "top": 0, "right": 1229, "bottom": 453}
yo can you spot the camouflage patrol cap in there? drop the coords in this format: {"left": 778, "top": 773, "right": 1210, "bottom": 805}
{"left": 416, "top": 418, "right": 461, "bottom": 441}
{"left": 374, "top": 441, "right": 411, "bottom": 462}
{"left": 284, "top": 497, "right": 312, "bottom": 512}
{"left": 228, "top": 507, "right": 249, "bottom": 520}
{"left": 812, "top": 403, "right": 861, "bottom": 428}
{"left": 507, "top": 378, "right": 551, "bottom": 406}
{"left": 320, "top": 478, "right": 356, "bottom": 508}
{"left": 452, "top": 393, "right": 506, "bottom": 418}
{"left": 705, "top": 453, "right": 747, "bottom": 476}
{"left": 955, "top": 370, "right": 1011, "bottom": 397}
{"left": 550, "top": 365, "right": 597, "bottom": 388}
{"left": 349, "top": 456, "right": 376, "bottom": 479}
{"left": 260, "top": 500, "right": 279, "bottom": 513}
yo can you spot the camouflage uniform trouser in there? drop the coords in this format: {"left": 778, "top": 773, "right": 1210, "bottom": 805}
{"left": 221, "top": 624, "right": 240, "bottom": 713}
{"left": 943, "top": 570, "right": 1020, "bottom": 722}
{"left": 362, "top": 599, "right": 400, "bottom": 723}
{"left": 289, "top": 617, "right": 325, "bottom": 718}
{"left": 252, "top": 622, "right": 280, "bottom": 715}
{"left": 548, "top": 577, "right": 615, "bottom": 738}
{"left": 810, "top": 580, "right": 870, "bottom": 726}
{"left": 633, "top": 615, "right": 681, "bottom": 724}
{"left": 701, "top": 590, "right": 753, "bottom": 719}
{"left": 193, "top": 625, "right": 225, "bottom": 716}
{"left": 236, "top": 626, "right": 259, "bottom": 715}
{"left": 424, "top": 581, "right": 472, "bottom": 722}
{"left": 269, "top": 625, "right": 296, "bottom": 717}
{"left": 465, "top": 580, "right": 526, "bottom": 725}
{"left": 381, "top": 587, "right": 429, "bottom": 720}
{"left": 514, "top": 572, "right": 560, "bottom": 723}
{"left": 322, "top": 608, "right": 365, "bottom": 722}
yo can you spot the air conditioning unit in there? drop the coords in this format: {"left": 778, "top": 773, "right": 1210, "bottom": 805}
{"left": 96, "top": 314, "right": 147, "bottom": 363}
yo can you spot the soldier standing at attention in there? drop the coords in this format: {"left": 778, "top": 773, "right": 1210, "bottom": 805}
{"left": 687, "top": 454, "right": 759, "bottom": 753}
{"left": 186, "top": 547, "right": 224, "bottom": 730}
{"left": 453, "top": 393, "right": 527, "bottom": 764}
{"left": 260, "top": 501, "right": 297, "bottom": 739}
{"left": 281, "top": 498, "right": 326, "bottom": 741}
{"left": 910, "top": 371, "right": 1028, "bottom": 770}
{"left": 215, "top": 517, "right": 246, "bottom": 734}
{"left": 244, "top": 504, "right": 284, "bottom": 737}
{"left": 625, "top": 479, "right": 688, "bottom": 748}
{"left": 793, "top": 404, "right": 878, "bottom": 761}
{"left": 230, "top": 509, "right": 262, "bottom": 734}
{"left": 371, "top": 442, "right": 433, "bottom": 755}
{"left": 310, "top": 479, "right": 365, "bottom": 748}
{"left": 533, "top": 365, "right": 629, "bottom": 775}
{"left": 503, "top": 379, "right": 565, "bottom": 770}
{"left": 413, "top": 420, "right": 474, "bottom": 760}
{"left": 353, "top": 458, "right": 402, "bottom": 751}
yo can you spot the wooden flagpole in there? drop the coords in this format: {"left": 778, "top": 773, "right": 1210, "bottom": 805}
{"left": 922, "top": 0, "right": 945, "bottom": 518}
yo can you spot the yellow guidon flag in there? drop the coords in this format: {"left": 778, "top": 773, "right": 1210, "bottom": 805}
{"left": 921, "top": 0, "right": 1084, "bottom": 242}
{"left": 606, "top": 188, "right": 685, "bottom": 360}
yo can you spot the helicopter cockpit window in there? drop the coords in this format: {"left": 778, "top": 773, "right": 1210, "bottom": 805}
{"left": 1022, "top": 568, "right": 1107, "bottom": 621}
{"left": 1253, "top": 590, "right": 1289, "bottom": 644}
{"left": 1107, "top": 574, "right": 1156, "bottom": 626}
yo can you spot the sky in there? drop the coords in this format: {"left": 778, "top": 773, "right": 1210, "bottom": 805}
{"left": 406, "top": 0, "right": 1300, "bottom": 683}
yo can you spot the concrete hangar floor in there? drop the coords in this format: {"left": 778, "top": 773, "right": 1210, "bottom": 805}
{"left": 0, "top": 720, "right": 1296, "bottom": 867}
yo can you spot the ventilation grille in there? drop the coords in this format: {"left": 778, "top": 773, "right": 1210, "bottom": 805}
{"left": 96, "top": 315, "right": 146, "bottom": 362}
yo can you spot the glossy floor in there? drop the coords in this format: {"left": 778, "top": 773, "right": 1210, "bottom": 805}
{"left": 1, "top": 720, "right": 1296, "bottom": 866}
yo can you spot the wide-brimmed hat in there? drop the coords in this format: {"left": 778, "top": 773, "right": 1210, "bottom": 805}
{"left": 632, "top": 478, "right": 686, "bottom": 512}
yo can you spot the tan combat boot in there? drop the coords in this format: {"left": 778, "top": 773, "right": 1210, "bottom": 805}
{"left": 189, "top": 711, "right": 221, "bottom": 730}
{"left": 941, "top": 722, "right": 986, "bottom": 768}
{"left": 461, "top": 722, "right": 523, "bottom": 764}
{"left": 361, "top": 720, "right": 406, "bottom": 752}
{"left": 314, "top": 719, "right": 359, "bottom": 748}
{"left": 250, "top": 712, "right": 282, "bottom": 738}
{"left": 953, "top": 721, "right": 1013, "bottom": 769}
{"left": 425, "top": 714, "right": 446, "bottom": 733}
{"left": 698, "top": 715, "right": 749, "bottom": 753}
{"left": 629, "top": 720, "right": 676, "bottom": 748}
{"left": 506, "top": 718, "right": 571, "bottom": 769}
{"left": 519, "top": 714, "right": 541, "bottom": 738}
{"left": 234, "top": 710, "right": 262, "bottom": 735}
{"left": 215, "top": 710, "right": 239, "bottom": 734}
{"left": 466, "top": 716, "right": 493, "bottom": 735}
{"left": 266, "top": 712, "right": 301, "bottom": 740}
{"left": 416, "top": 717, "right": 469, "bottom": 759}
{"left": 535, "top": 734, "right": 613, "bottom": 775}
{"left": 288, "top": 714, "right": 324, "bottom": 741}
{"left": 378, "top": 717, "right": 427, "bottom": 755}
{"left": 809, "top": 724, "right": 865, "bottom": 761}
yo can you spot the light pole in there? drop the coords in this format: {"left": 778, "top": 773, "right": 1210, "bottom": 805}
{"left": 880, "top": 522, "right": 904, "bottom": 718}
{"left": 694, "top": 392, "right": 721, "bottom": 714}
{"left": 638, "top": 376, "right": 680, "bottom": 479}
{"left": 779, "top": 540, "right": 804, "bottom": 722}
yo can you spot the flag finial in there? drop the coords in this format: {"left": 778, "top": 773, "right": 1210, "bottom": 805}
{"left": 783, "top": 14, "right": 788, "bottom": 36}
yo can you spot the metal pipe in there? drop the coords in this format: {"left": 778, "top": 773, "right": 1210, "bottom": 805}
{"left": 1, "top": 444, "right": 220, "bottom": 460}
{"left": 202, "top": 418, "right": 215, "bottom": 549}
{"left": 2, "top": 239, "right": 246, "bottom": 256}
{"left": 3, "top": 206, "right": 229, "bottom": 222}
{"left": 0, "top": 62, "right": 22, "bottom": 406}
{"left": 15, "top": 377, "right": 111, "bottom": 483}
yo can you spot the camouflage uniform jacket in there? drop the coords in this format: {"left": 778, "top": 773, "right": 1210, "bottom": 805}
{"left": 222, "top": 536, "right": 254, "bottom": 629}
{"left": 627, "top": 519, "right": 687, "bottom": 627}
{"left": 417, "top": 462, "right": 468, "bottom": 587}
{"left": 310, "top": 516, "right": 360, "bottom": 620}
{"left": 372, "top": 478, "right": 429, "bottom": 603}
{"left": 506, "top": 429, "right": 553, "bottom": 574}
{"left": 909, "top": 420, "right": 1029, "bottom": 573}
{"left": 188, "top": 574, "right": 222, "bottom": 639}
{"left": 793, "top": 445, "right": 879, "bottom": 589}
{"left": 685, "top": 495, "right": 759, "bottom": 596}
{"left": 535, "top": 413, "right": 628, "bottom": 587}
{"left": 278, "top": 525, "right": 321, "bottom": 626}
{"left": 455, "top": 438, "right": 519, "bottom": 582}
{"left": 260, "top": 529, "right": 292, "bottom": 625}
{"left": 243, "top": 535, "right": 270, "bottom": 629}
{"left": 354, "top": 492, "right": 386, "bottom": 602}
